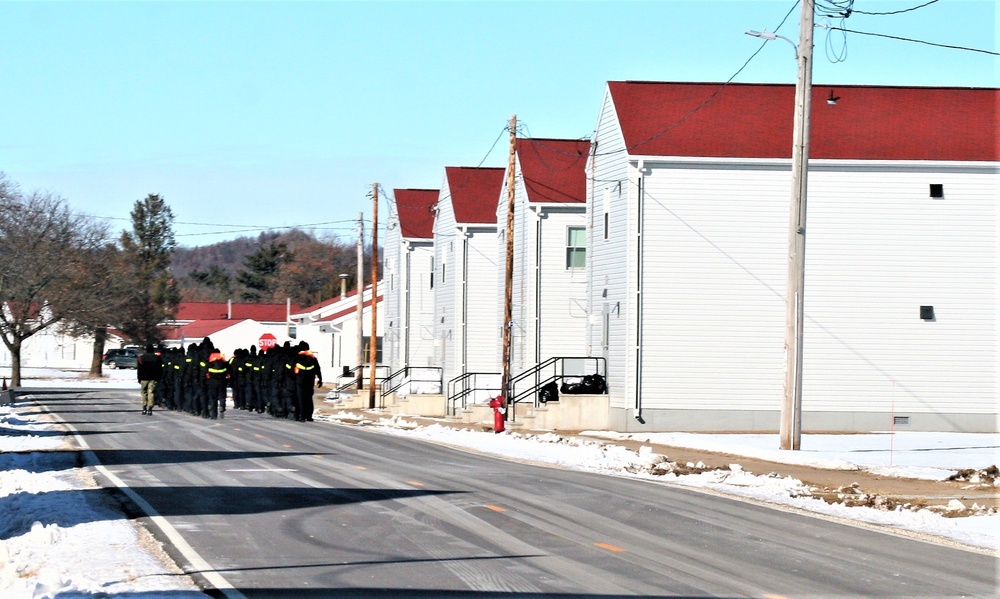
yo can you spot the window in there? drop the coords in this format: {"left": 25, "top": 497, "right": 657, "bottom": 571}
{"left": 566, "top": 227, "right": 586, "bottom": 269}
{"left": 929, "top": 184, "right": 944, "bottom": 198}
{"left": 602, "top": 187, "right": 610, "bottom": 240}
{"left": 430, "top": 257, "right": 434, "bottom": 288}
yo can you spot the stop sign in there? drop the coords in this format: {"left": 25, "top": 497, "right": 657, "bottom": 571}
{"left": 258, "top": 333, "right": 277, "bottom": 350}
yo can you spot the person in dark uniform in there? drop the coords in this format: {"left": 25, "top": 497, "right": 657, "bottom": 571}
{"left": 293, "top": 341, "right": 322, "bottom": 422}
{"left": 137, "top": 344, "right": 163, "bottom": 415}
{"left": 181, "top": 343, "right": 200, "bottom": 414}
{"left": 229, "top": 349, "right": 245, "bottom": 410}
{"left": 280, "top": 343, "right": 298, "bottom": 419}
{"left": 205, "top": 347, "right": 230, "bottom": 419}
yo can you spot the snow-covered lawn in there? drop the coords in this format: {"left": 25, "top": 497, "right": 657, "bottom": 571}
{"left": 0, "top": 367, "right": 996, "bottom": 597}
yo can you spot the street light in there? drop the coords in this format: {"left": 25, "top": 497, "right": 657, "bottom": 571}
{"left": 747, "top": 1, "right": 815, "bottom": 451}
{"left": 745, "top": 29, "right": 799, "bottom": 58}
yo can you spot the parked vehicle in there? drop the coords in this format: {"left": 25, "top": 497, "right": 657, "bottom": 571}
{"left": 104, "top": 348, "right": 139, "bottom": 369}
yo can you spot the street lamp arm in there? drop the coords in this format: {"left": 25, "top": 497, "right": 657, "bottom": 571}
{"left": 745, "top": 29, "right": 799, "bottom": 58}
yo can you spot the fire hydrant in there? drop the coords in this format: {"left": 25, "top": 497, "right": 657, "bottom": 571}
{"left": 488, "top": 396, "right": 505, "bottom": 434}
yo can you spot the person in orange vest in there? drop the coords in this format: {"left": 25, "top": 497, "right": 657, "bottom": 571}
{"left": 293, "top": 341, "right": 323, "bottom": 422}
{"left": 204, "top": 347, "right": 230, "bottom": 419}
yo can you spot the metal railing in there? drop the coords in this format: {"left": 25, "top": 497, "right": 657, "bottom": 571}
{"left": 446, "top": 372, "right": 502, "bottom": 417}
{"left": 334, "top": 364, "right": 392, "bottom": 395}
{"left": 507, "top": 357, "right": 607, "bottom": 422}
{"left": 380, "top": 366, "right": 443, "bottom": 402}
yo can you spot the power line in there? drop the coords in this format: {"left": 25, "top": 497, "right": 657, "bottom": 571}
{"left": 853, "top": 0, "right": 938, "bottom": 16}
{"left": 829, "top": 26, "right": 1000, "bottom": 56}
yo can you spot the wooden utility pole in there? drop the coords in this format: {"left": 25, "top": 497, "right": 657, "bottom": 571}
{"left": 356, "top": 211, "right": 364, "bottom": 392}
{"left": 369, "top": 184, "right": 379, "bottom": 409}
{"left": 780, "top": 0, "right": 815, "bottom": 451}
{"left": 501, "top": 115, "right": 517, "bottom": 408}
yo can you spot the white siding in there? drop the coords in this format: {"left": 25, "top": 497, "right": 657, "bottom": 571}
{"left": 464, "top": 228, "right": 500, "bottom": 372}
{"left": 803, "top": 165, "right": 996, "bottom": 415}
{"left": 535, "top": 207, "right": 589, "bottom": 363}
{"left": 587, "top": 87, "right": 631, "bottom": 410}
{"left": 405, "top": 241, "right": 437, "bottom": 368}
{"left": 384, "top": 214, "right": 404, "bottom": 371}
{"left": 432, "top": 183, "right": 459, "bottom": 384}
{"left": 630, "top": 159, "right": 996, "bottom": 424}
{"left": 637, "top": 163, "right": 788, "bottom": 411}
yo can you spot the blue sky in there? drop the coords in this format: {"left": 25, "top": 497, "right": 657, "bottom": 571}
{"left": 1, "top": 1, "right": 995, "bottom": 247}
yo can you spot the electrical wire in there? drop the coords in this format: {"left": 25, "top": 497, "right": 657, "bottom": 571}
{"left": 853, "top": 0, "right": 939, "bottom": 16}
{"left": 830, "top": 26, "right": 1000, "bottom": 56}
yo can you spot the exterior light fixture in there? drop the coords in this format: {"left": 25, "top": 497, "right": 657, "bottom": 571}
{"left": 745, "top": 29, "right": 798, "bottom": 58}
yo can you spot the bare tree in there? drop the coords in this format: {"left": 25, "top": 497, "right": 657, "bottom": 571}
{"left": 0, "top": 174, "right": 113, "bottom": 386}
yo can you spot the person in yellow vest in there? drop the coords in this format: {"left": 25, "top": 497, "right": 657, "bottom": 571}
{"left": 293, "top": 341, "right": 323, "bottom": 422}
{"left": 205, "top": 348, "right": 230, "bottom": 419}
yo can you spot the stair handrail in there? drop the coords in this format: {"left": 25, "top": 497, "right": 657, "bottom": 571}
{"left": 380, "top": 366, "right": 443, "bottom": 401}
{"left": 506, "top": 357, "right": 607, "bottom": 422}
{"left": 446, "top": 372, "right": 501, "bottom": 416}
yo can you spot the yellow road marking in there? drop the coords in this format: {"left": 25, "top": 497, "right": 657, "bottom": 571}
{"left": 355, "top": 466, "right": 366, "bottom": 470}
{"left": 407, "top": 481, "right": 424, "bottom": 487}
{"left": 254, "top": 434, "right": 265, "bottom": 439}
{"left": 594, "top": 542, "right": 625, "bottom": 552}
{"left": 312, "top": 454, "right": 323, "bottom": 459}
{"left": 484, "top": 505, "right": 506, "bottom": 513}
{"left": 282, "top": 444, "right": 292, "bottom": 449}
{"left": 762, "top": 595, "right": 789, "bottom": 599}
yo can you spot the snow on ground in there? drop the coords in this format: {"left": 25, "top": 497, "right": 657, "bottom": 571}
{"left": 0, "top": 367, "right": 997, "bottom": 598}
{"left": 320, "top": 412, "right": 999, "bottom": 553}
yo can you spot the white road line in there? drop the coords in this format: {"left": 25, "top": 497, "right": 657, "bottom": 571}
{"left": 40, "top": 399, "right": 248, "bottom": 599}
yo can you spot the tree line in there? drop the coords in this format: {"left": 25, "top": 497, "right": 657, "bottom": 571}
{"left": 0, "top": 173, "right": 372, "bottom": 386}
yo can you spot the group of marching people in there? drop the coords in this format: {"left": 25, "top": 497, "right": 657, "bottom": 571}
{"left": 136, "top": 336, "right": 323, "bottom": 422}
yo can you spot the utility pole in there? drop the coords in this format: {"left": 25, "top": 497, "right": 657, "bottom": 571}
{"left": 369, "top": 184, "right": 379, "bottom": 409}
{"left": 780, "top": 0, "right": 815, "bottom": 451}
{"left": 501, "top": 115, "right": 517, "bottom": 409}
{"left": 356, "top": 211, "right": 364, "bottom": 393}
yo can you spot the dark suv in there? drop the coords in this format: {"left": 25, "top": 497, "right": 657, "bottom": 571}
{"left": 103, "top": 348, "right": 139, "bottom": 369}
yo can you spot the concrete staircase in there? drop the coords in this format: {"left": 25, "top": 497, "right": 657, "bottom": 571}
{"left": 324, "top": 388, "right": 609, "bottom": 432}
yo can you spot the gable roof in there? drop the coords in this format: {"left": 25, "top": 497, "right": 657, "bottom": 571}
{"left": 159, "top": 319, "right": 251, "bottom": 342}
{"left": 393, "top": 188, "right": 439, "bottom": 239}
{"left": 445, "top": 166, "right": 506, "bottom": 224}
{"left": 608, "top": 81, "right": 998, "bottom": 162}
{"left": 517, "top": 138, "right": 591, "bottom": 204}
{"left": 174, "top": 302, "right": 296, "bottom": 323}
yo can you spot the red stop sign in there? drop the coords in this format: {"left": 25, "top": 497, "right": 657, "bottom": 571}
{"left": 258, "top": 333, "right": 277, "bottom": 350}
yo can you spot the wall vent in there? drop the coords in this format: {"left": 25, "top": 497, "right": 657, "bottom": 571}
{"left": 929, "top": 183, "right": 944, "bottom": 198}
{"left": 894, "top": 416, "right": 910, "bottom": 426}
{"left": 920, "top": 306, "right": 935, "bottom": 321}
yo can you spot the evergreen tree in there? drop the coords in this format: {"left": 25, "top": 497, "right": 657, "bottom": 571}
{"left": 236, "top": 242, "right": 290, "bottom": 302}
{"left": 115, "top": 194, "right": 180, "bottom": 342}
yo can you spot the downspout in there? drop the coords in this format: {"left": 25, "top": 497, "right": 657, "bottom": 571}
{"left": 586, "top": 141, "right": 597, "bottom": 356}
{"left": 460, "top": 226, "right": 469, "bottom": 376}
{"left": 403, "top": 241, "right": 411, "bottom": 368}
{"left": 534, "top": 208, "right": 542, "bottom": 365}
{"left": 635, "top": 161, "right": 646, "bottom": 424}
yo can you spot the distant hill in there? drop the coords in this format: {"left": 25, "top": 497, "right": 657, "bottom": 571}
{"left": 172, "top": 235, "right": 264, "bottom": 280}
{"left": 171, "top": 230, "right": 370, "bottom": 306}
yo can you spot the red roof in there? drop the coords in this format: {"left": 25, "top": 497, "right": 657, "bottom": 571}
{"left": 174, "top": 302, "right": 296, "bottom": 322}
{"left": 608, "top": 81, "right": 998, "bottom": 162}
{"left": 315, "top": 294, "right": 383, "bottom": 323}
{"left": 393, "top": 188, "right": 439, "bottom": 239}
{"left": 160, "top": 320, "right": 243, "bottom": 342}
{"left": 517, "top": 138, "right": 591, "bottom": 204}
{"left": 296, "top": 284, "right": 373, "bottom": 314}
{"left": 445, "top": 167, "right": 505, "bottom": 224}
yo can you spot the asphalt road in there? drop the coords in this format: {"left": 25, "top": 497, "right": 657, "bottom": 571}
{"left": 26, "top": 388, "right": 998, "bottom": 598}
